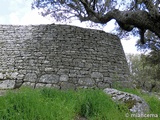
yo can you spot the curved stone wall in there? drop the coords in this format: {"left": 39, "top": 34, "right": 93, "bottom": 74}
{"left": 0, "top": 24, "right": 131, "bottom": 89}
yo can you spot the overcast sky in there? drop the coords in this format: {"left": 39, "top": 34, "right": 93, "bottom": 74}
{"left": 0, "top": 0, "right": 140, "bottom": 54}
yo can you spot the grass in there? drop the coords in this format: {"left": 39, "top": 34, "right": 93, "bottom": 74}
{"left": 0, "top": 87, "right": 159, "bottom": 120}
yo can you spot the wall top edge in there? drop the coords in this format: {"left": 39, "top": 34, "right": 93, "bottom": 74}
{"left": 0, "top": 23, "right": 118, "bottom": 38}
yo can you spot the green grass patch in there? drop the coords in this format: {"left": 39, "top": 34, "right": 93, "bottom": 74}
{"left": 0, "top": 87, "right": 159, "bottom": 120}
{"left": 141, "top": 93, "right": 160, "bottom": 116}
{"left": 0, "top": 87, "right": 129, "bottom": 120}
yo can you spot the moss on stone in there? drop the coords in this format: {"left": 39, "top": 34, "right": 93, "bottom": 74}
{"left": 124, "top": 98, "right": 137, "bottom": 109}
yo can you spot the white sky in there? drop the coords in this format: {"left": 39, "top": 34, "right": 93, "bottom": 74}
{"left": 0, "top": 0, "right": 141, "bottom": 54}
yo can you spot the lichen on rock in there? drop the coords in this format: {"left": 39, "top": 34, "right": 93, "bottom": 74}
{"left": 103, "top": 88, "right": 149, "bottom": 114}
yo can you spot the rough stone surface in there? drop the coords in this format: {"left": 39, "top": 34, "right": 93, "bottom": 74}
{"left": 78, "top": 78, "right": 95, "bottom": 87}
{"left": 0, "top": 24, "right": 131, "bottom": 89}
{"left": 0, "top": 80, "right": 15, "bottom": 89}
{"left": 0, "top": 73, "right": 3, "bottom": 79}
{"left": 103, "top": 88, "right": 149, "bottom": 114}
{"left": 97, "top": 82, "right": 111, "bottom": 89}
{"left": 61, "top": 82, "right": 76, "bottom": 90}
{"left": 60, "top": 74, "right": 69, "bottom": 82}
{"left": 91, "top": 72, "right": 103, "bottom": 82}
{"left": 24, "top": 73, "right": 37, "bottom": 82}
{"left": 39, "top": 74, "right": 59, "bottom": 84}
{"left": 22, "top": 82, "right": 31, "bottom": 87}
{"left": 36, "top": 83, "right": 46, "bottom": 88}
{"left": 10, "top": 72, "right": 19, "bottom": 79}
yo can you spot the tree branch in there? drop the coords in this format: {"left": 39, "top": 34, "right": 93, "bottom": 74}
{"left": 80, "top": 9, "right": 160, "bottom": 39}
{"left": 32, "top": 0, "right": 160, "bottom": 45}
{"left": 143, "top": 0, "right": 160, "bottom": 18}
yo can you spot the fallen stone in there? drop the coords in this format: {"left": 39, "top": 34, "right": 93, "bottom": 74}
{"left": 103, "top": 88, "right": 149, "bottom": 114}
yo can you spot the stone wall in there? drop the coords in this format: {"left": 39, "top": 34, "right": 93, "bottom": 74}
{"left": 0, "top": 24, "right": 131, "bottom": 90}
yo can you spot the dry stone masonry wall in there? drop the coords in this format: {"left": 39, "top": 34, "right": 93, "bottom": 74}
{"left": 0, "top": 24, "right": 131, "bottom": 90}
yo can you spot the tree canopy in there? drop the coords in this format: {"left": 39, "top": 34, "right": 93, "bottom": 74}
{"left": 32, "top": 0, "right": 160, "bottom": 44}
{"left": 126, "top": 53, "right": 160, "bottom": 92}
